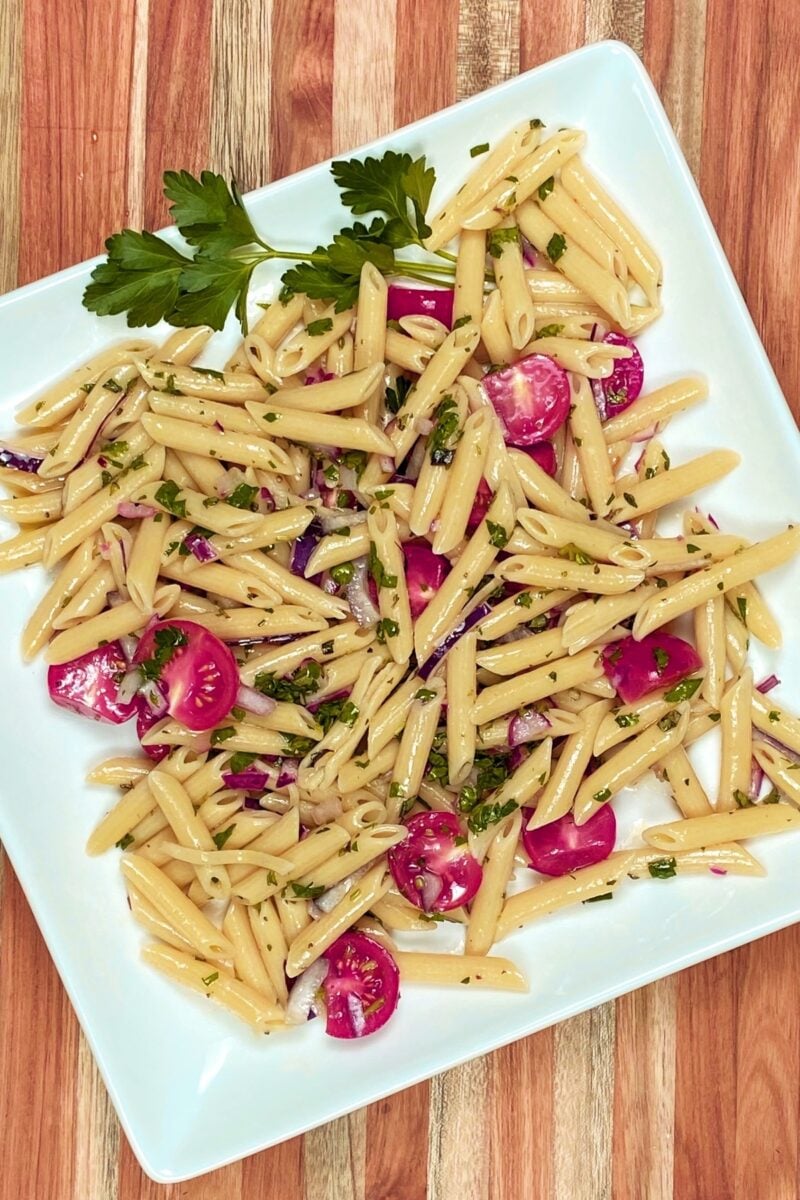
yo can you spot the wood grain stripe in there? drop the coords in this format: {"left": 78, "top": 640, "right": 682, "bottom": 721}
{"left": 456, "top": 0, "right": 520, "bottom": 100}
{"left": 18, "top": 0, "right": 137, "bottom": 282}
{"left": 269, "top": 0, "right": 334, "bottom": 181}
{"left": 393, "top": 0, "right": 460, "bottom": 126}
{"left": 0, "top": 0, "right": 23, "bottom": 292}
{"left": 125, "top": 0, "right": 150, "bottom": 227}
{"left": 74, "top": 1033, "right": 120, "bottom": 1200}
{"left": 304, "top": 1112, "right": 366, "bottom": 1200}
{"left": 612, "top": 979, "right": 676, "bottom": 1200}
{"left": 519, "top": 1, "right": 584, "bottom": 70}
{"left": 643, "top": 0, "right": 707, "bottom": 177}
{"left": 584, "top": 0, "right": 645, "bottom": 53}
{"left": 332, "top": 0, "right": 396, "bottom": 154}
{"left": 210, "top": 0, "right": 272, "bottom": 189}
{"left": 734, "top": 930, "right": 800, "bottom": 1200}
{"left": 145, "top": 0, "right": 213, "bottom": 227}
{"left": 0, "top": 870, "right": 80, "bottom": 1200}
{"left": 241, "top": 1136, "right": 304, "bottom": 1200}
{"left": 487, "top": 1029, "right": 555, "bottom": 1200}
{"left": 554, "top": 1002, "right": 616, "bottom": 1200}
{"left": 364, "top": 1083, "right": 430, "bottom": 1200}
{"left": 699, "top": 0, "right": 800, "bottom": 404}
{"left": 673, "top": 955, "right": 738, "bottom": 1200}
{"left": 428, "top": 1057, "right": 490, "bottom": 1200}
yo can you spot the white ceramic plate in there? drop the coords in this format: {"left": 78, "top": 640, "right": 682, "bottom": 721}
{"left": 2, "top": 40, "right": 799, "bottom": 1183}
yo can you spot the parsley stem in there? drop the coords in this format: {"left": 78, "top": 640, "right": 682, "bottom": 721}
{"left": 434, "top": 248, "right": 459, "bottom": 264}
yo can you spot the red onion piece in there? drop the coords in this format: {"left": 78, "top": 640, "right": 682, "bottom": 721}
{"left": 290, "top": 521, "right": 323, "bottom": 577}
{"left": 286, "top": 958, "right": 329, "bottom": 1025}
{"left": 418, "top": 602, "right": 492, "bottom": 680}
{"left": 223, "top": 769, "right": 269, "bottom": 790}
{"left": 508, "top": 709, "right": 552, "bottom": 747}
{"left": 0, "top": 446, "right": 44, "bottom": 473}
{"left": 756, "top": 674, "right": 781, "bottom": 694}
{"left": 236, "top": 683, "right": 277, "bottom": 715}
{"left": 117, "top": 501, "right": 157, "bottom": 519}
{"left": 184, "top": 529, "right": 220, "bottom": 563}
{"left": 750, "top": 757, "right": 764, "bottom": 801}
{"left": 345, "top": 558, "right": 380, "bottom": 628}
{"left": 387, "top": 283, "right": 454, "bottom": 328}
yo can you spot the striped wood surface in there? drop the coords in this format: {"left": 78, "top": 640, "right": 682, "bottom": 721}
{"left": 1, "top": 2, "right": 799, "bottom": 1197}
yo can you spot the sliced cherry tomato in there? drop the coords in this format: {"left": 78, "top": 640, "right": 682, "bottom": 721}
{"left": 522, "top": 805, "right": 616, "bottom": 876}
{"left": 601, "top": 633, "right": 702, "bottom": 704}
{"left": 481, "top": 354, "right": 570, "bottom": 445}
{"left": 467, "top": 478, "right": 493, "bottom": 531}
{"left": 519, "top": 441, "right": 557, "bottom": 477}
{"left": 402, "top": 541, "right": 450, "bottom": 618}
{"left": 388, "top": 811, "right": 482, "bottom": 912}
{"left": 322, "top": 931, "right": 400, "bottom": 1039}
{"left": 47, "top": 642, "right": 138, "bottom": 725}
{"left": 134, "top": 619, "right": 238, "bottom": 732}
{"left": 136, "top": 697, "right": 170, "bottom": 762}
{"left": 601, "top": 332, "right": 644, "bottom": 416}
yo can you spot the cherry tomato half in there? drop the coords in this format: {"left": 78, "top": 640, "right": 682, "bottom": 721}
{"left": 522, "top": 805, "right": 616, "bottom": 876}
{"left": 388, "top": 811, "right": 482, "bottom": 912}
{"left": 134, "top": 619, "right": 238, "bottom": 732}
{"left": 47, "top": 641, "right": 138, "bottom": 725}
{"left": 322, "top": 931, "right": 400, "bottom": 1039}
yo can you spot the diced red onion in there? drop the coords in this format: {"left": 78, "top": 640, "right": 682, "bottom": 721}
{"left": 318, "top": 509, "right": 367, "bottom": 534}
{"left": 117, "top": 501, "right": 157, "bottom": 519}
{"left": 290, "top": 521, "right": 323, "bottom": 576}
{"left": 0, "top": 446, "right": 44, "bottom": 473}
{"left": 416, "top": 417, "right": 434, "bottom": 436}
{"left": 590, "top": 376, "right": 608, "bottom": 423}
{"left": 286, "top": 958, "right": 329, "bottom": 1024}
{"left": 258, "top": 487, "right": 275, "bottom": 514}
{"left": 314, "top": 868, "right": 367, "bottom": 914}
{"left": 754, "top": 731, "right": 800, "bottom": 764}
{"left": 419, "top": 870, "right": 443, "bottom": 911}
{"left": 346, "top": 993, "right": 367, "bottom": 1037}
{"left": 223, "top": 768, "right": 269, "bottom": 790}
{"left": 418, "top": 602, "right": 492, "bottom": 680}
{"left": 749, "top": 757, "right": 764, "bottom": 800}
{"left": 236, "top": 682, "right": 277, "bottom": 715}
{"left": 119, "top": 634, "right": 139, "bottom": 664}
{"left": 756, "top": 674, "right": 780, "bottom": 694}
{"left": 508, "top": 709, "right": 552, "bottom": 747}
{"left": 184, "top": 529, "right": 220, "bottom": 563}
{"left": 141, "top": 681, "right": 169, "bottom": 717}
{"left": 709, "top": 866, "right": 727, "bottom": 876}
{"left": 116, "top": 668, "right": 144, "bottom": 706}
{"left": 380, "top": 455, "right": 395, "bottom": 473}
{"left": 629, "top": 423, "right": 658, "bottom": 444}
{"left": 522, "top": 238, "right": 537, "bottom": 267}
{"left": 508, "top": 745, "right": 529, "bottom": 771}
{"left": 215, "top": 466, "right": 245, "bottom": 499}
{"left": 345, "top": 558, "right": 380, "bottom": 628}
{"left": 305, "top": 367, "right": 335, "bottom": 385}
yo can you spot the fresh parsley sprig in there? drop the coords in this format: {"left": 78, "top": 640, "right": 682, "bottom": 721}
{"left": 83, "top": 153, "right": 462, "bottom": 333}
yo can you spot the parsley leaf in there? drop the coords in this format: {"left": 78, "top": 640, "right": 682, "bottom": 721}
{"left": 467, "top": 798, "right": 518, "bottom": 834}
{"left": 546, "top": 232, "right": 567, "bottom": 262}
{"left": 663, "top": 676, "right": 702, "bottom": 703}
{"left": 164, "top": 170, "right": 263, "bottom": 253}
{"left": 155, "top": 480, "right": 187, "bottom": 518}
{"left": 332, "top": 151, "right": 435, "bottom": 246}
{"left": 83, "top": 230, "right": 189, "bottom": 327}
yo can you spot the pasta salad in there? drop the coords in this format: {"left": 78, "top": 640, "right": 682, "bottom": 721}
{"left": 2, "top": 117, "right": 799, "bottom": 1040}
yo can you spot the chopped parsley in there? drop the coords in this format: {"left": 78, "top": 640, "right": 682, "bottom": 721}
{"left": 648, "top": 857, "right": 677, "bottom": 879}
{"left": 228, "top": 751, "right": 258, "bottom": 774}
{"left": 663, "top": 676, "right": 702, "bottom": 703}
{"left": 487, "top": 226, "right": 521, "bottom": 258}
{"left": 115, "top": 833, "right": 135, "bottom": 850}
{"left": 546, "top": 232, "right": 567, "bottom": 263}
{"left": 415, "top": 688, "right": 437, "bottom": 702}
{"left": 376, "top": 617, "right": 400, "bottom": 642}
{"left": 470, "top": 142, "right": 489, "bottom": 157}
{"left": 330, "top": 561, "right": 355, "bottom": 586}
{"left": 536, "top": 323, "right": 564, "bottom": 339}
{"left": 254, "top": 659, "right": 322, "bottom": 703}
{"left": 213, "top": 824, "right": 235, "bottom": 849}
{"left": 385, "top": 375, "right": 411, "bottom": 414}
{"left": 537, "top": 175, "right": 554, "bottom": 201}
{"left": 514, "top": 592, "right": 533, "bottom": 608}
{"left": 428, "top": 395, "right": 461, "bottom": 466}
{"left": 736, "top": 596, "right": 748, "bottom": 624}
{"left": 210, "top": 726, "right": 236, "bottom": 745}
{"left": 339, "top": 700, "right": 360, "bottom": 726}
{"left": 559, "top": 542, "right": 594, "bottom": 566}
{"left": 592, "top": 787, "right": 612, "bottom": 803}
{"left": 282, "top": 733, "right": 316, "bottom": 756}
{"left": 486, "top": 520, "right": 509, "bottom": 548}
{"left": 138, "top": 624, "right": 188, "bottom": 682}
{"left": 614, "top": 713, "right": 639, "bottom": 728}
{"left": 290, "top": 882, "right": 325, "bottom": 899}
{"left": 307, "top": 317, "right": 334, "bottom": 336}
{"left": 368, "top": 542, "right": 397, "bottom": 589}
{"left": 154, "top": 480, "right": 187, "bottom": 518}
{"left": 227, "top": 482, "right": 259, "bottom": 510}
{"left": 452, "top": 314, "right": 472, "bottom": 329}
{"left": 653, "top": 646, "right": 670, "bottom": 673}
{"left": 202, "top": 972, "right": 219, "bottom": 987}
{"left": 467, "top": 798, "right": 518, "bottom": 834}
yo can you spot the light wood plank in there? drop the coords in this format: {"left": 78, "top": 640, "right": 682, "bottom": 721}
{"left": 211, "top": 0, "right": 271, "bottom": 188}
{"left": 457, "top": 0, "right": 520, "bottom": 99}
{"left": 0, "top": 0, "right": 23, "bottom": 291}
{"left": 304, "top": 1112, "right": 366, "bottom": 1200}
{"left": 332, "top": 0, "right": 396, "bottom": 154}
{"left": 428, "top": 1057, "right": 490, "bottom": 1200}
{"left": 612, "top": 979, "right": 676, "bottom": 1200}
{"left": 74, "top": 1033, "right": 120, "bottom": 1200}
{"left": 553, "top": 1002, "right": 616, "bottom": 1200}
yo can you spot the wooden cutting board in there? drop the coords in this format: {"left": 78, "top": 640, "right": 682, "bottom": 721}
{"left": 1, "top": 2, "right": 799, "bottom": 1197}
